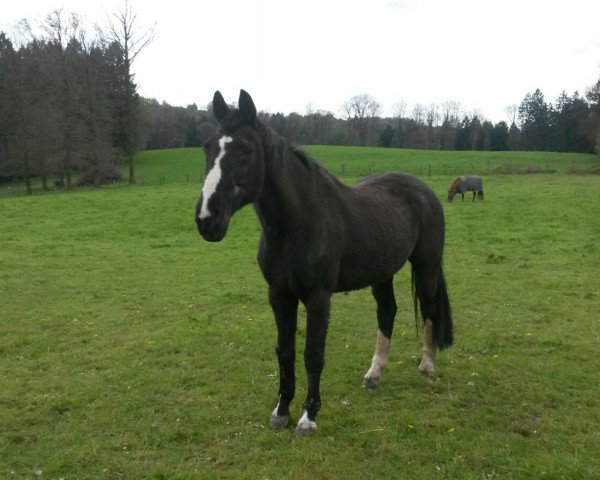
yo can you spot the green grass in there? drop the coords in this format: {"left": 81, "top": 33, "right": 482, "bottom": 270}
{"left": 1, "top": 147, "right": 599, "bottom": 479}
{"left": 133, "top": 146, "right": 599, "bottom": 186}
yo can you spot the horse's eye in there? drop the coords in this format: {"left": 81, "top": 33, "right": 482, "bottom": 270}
{"left": 242, "top": 145, "right": 254, "bottom": 155}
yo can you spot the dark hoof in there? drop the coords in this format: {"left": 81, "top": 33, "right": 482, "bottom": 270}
{"left": 269, "top": 414, "right": 290, "bottom": 429}
{"left": 363, "top": 376, "right": 380, "bottom": 389}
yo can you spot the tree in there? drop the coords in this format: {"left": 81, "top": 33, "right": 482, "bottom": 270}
{"left": 391, "top": 100, "right": 408, "bottom": 148}
{"left": 439, "top": 101, "right": 460, "bottom": 150}
{"left": 406, "top": 103, "right": 425, "bottom": 148}
{"left": 0, "top": 33, "right": 18, "bottom": 183}
{"left": 468, "top": 116, "right": 483, "bottom": 151}
{"left": 102, "top": 0, "right": 155, "bottom": 183}
{"left": 552, "top": 91, "right": 594, "bottom": 153}
{"left": 378, "top": 124, "right": 394, "bottom": 147}
{"left": 341, "top": 94, "right": 381, "bottom": 146}
{"left": 425, "top": 104, "right": 439, "bottom": 149}
{"left": 40, "top": 10, "right": 88, "bottom": 189}
{"left": 339, "top": 100, "right": 354, "bottom": 145}
{"left": 586, "top": 77, "right": 600, "bottom": 158}
{"left": 518, "top": 89, "right": 550, "bottom": 150}
{"left": 504, "top": 104, "right": 518, "bottom": 126}
{"left": 78, "top": 39, "right": 118, "bottom": 187}
{"left": 491, "top": 121, "right": 509, "bottom": 151}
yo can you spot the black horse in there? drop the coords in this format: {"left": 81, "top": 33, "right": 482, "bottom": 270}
{"left": 195, "top": 90, "right": 453, "bottom": 435}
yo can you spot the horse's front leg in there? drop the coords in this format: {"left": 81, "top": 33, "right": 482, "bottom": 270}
{"left": 296, "top": 291, "right": 331, "bottom": 436}
{"left": 269, "top": 287, "right": 299, "bottom": 429}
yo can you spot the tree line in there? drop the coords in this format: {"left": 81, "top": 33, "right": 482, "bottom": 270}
{"left": 142, "top": 85, "right": 600, "bottom": 157}
{"left": 0, "top": 7, "right": 153, "bottom": 193}
{"left": 1, "top": 11, "right": 599, "bottom": 193}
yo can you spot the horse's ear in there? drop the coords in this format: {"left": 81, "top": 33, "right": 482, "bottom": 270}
{"left": 239, "top": 89, "right": 257, "bottom": 122}
{"left": 213, "top": 91, "right": 230, "bottom": 122}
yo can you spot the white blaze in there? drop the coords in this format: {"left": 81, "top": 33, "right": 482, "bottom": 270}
{"left": 199, "top": 135, "right": 233, "bottom": 220}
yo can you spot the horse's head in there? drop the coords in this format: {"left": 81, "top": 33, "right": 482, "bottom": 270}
{"left": 447, "top": 177, "right": 460, "bottom": 202}
{"left": 196, "top": 90, "right": 265, "bottom": 242}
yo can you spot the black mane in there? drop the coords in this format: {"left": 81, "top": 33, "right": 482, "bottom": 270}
{"left": 221, "top": 109, "right": 320, "bottom": 174}
{"left": 255, "top": 119, "right": 346, "bottom": 188}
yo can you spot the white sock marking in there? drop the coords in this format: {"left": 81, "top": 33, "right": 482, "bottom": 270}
{"left": 365, "top": 330, "right": 391, "bottom": 380}
{"left": 297, "top": 410, "right": 317, "bottom": 431}
{"left": 419, "top": 318, "right": 436, "bottom": 375}
{"left": 271, "top": 401, "right": 280, "bottom": 418}
{"left": 199, "top": 135, "right": 233, "bottom": 220}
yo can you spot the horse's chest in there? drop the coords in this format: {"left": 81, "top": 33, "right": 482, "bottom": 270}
{"left": 257, "top": 233, "right": 342, "bottom": 292}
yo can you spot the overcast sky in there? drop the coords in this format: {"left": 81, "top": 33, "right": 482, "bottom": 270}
{"left": 2, "top": 0, "right": 599, "bottom": 123}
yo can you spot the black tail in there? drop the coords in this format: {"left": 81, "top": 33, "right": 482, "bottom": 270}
{"left": 412, "top": 266, "right": 454, "bottom": 350}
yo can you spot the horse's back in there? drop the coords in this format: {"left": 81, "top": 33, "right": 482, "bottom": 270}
{"left": 362, "top": 172, "right": 445, "bottom": 265}
{"left": 353, "top": 172, "right": 442, "bottom": 217}
{"left": 464, "top": 175, "right": 483, "bottom": 191}
{"left": 332, "top": 172, "right": 445, "bottom": 291}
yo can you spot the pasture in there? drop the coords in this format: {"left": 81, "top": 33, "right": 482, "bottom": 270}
{"left": 1, "top": 147, "right": 599, "bottom": 479}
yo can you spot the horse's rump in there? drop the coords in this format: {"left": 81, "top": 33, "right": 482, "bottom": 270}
{"left": 332, "top": 172, "right": 444, "bottom": 292}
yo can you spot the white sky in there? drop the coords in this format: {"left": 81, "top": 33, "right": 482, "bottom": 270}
{"left": 2, "top": 0, "right": 599, "bottom": 123}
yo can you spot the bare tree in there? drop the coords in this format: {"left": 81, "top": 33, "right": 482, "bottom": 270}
{"left": 440, "top": 101, "right": 460, "bottom": 125}
{"left": 314, "top": 110, "right": 334, "bottom": 145}
{"left": 439, "top": 101, "right": 460, "bottom": 150}
{"left": 304, "top": 102, "right": 315, "bottom": 144}
{"left": 341, "top": 93, "right": 381, "bottom": 146}
{"left": 391, "top": 100, "right": 408, "bottom": 120}
{"left": 412, "top": 104, "right": 425, "bottom": 126}
{"left": 505, "top": 104, "right": 518, "bottom": 126}
{"left": 339, "top": 100, "right": 355, "bottom": 145}
{"left": 101, "top": 0, "right": 155, "bottom": 183}
{"left": 425, "top": 103, "right": 440, "bottom": 149}
{"left": 391, "top": 100, "right": 408, "bottom": 148}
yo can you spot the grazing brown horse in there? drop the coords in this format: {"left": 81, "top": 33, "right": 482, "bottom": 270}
{"left": 448, "top": 175, "right": 484, "bottom": 202}
{"left": 195, "top": 90, "right": 453, "bottom": 435}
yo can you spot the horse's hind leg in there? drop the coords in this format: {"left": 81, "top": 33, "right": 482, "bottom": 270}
{"left": 412, "top": 262, "right": 453, "bottom": 377}
{"left": 364, "top": 278, "right": 397, "bottom": 389}
{"left": 419, "top": 318, "right": 436, "bottom": 376}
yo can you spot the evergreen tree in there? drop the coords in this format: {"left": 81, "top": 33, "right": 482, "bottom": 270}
{"left": 518, "top": 89, "right": 550, "bottom": 150}
{"left": 378, "top": 124, "right": 394, "bottom": 148}
{"left": 586, "top": 78, "right": 600, "bottom": 158}
{"left": 491, "top": 121, "right": 509, "bottom": 151}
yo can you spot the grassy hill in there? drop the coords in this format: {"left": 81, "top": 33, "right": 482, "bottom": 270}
{"left": 1, "top": 146, "right": 599, "bottom": 478}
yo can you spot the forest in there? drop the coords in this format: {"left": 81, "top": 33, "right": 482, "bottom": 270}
{"left": 1, "top": 10, "right": 599, "bottom": 193}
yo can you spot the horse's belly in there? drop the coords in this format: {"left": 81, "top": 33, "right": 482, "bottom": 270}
{"left": 334, "top": 252, "right": 409, "bottom": 292}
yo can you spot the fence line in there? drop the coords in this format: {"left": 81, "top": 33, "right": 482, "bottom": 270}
{"left": 1, "top": 159, "right": 597, "bottom": 197}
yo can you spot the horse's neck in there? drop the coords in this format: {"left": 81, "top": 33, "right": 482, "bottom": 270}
{"left": 254, "top": 138, "right": 317, "bottom": 232}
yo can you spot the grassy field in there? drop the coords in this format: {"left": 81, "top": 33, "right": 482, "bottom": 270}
{"left": 1, "top": 146, "right": 599, "bottom": 479}
{"left": 116, "top": 146, "right": 600, "bottom": 187}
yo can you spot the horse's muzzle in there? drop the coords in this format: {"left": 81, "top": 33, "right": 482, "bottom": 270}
{"left": 195, "top": 202, "right": 230, "bottom": 242}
